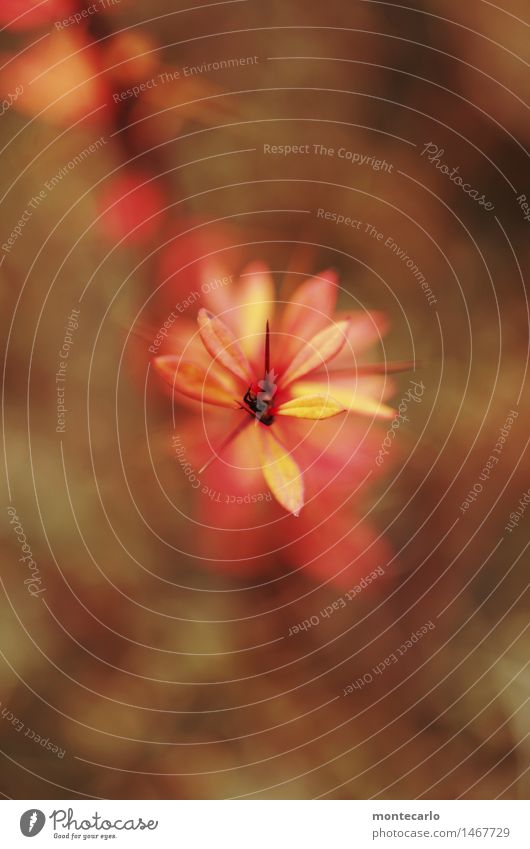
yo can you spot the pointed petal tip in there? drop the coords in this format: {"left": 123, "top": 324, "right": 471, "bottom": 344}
{"left": 240, "top": 260, "right": 270, "bottom": 273}
{"left": 320, "top": 268, "right": 338, "bottom": 285}
{"left": 276, "top": 394, "right": 346, "bottom": 419}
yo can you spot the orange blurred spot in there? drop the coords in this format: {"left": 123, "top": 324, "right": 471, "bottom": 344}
{"left": 104, "top": 31, "right": 159, "bottom": 84}
{"left": 96, "top": 171, "right": 165, "bottom": 244}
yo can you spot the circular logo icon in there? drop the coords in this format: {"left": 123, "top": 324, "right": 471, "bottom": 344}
{"left": 20, "top": 810, "right": 46, "bottom": 837}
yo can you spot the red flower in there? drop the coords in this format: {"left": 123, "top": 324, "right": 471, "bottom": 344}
{"left": 153, "top": 263, "right": 410, "bottom": 518}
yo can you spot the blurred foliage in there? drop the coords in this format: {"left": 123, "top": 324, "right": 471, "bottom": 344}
{"left": 0, "top": 0, "right": 528, "bottom": 799}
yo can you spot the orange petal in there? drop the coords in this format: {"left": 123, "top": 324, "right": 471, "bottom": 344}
{"left": 281, "top": 320, "right": 350, "bottom": 388}
{"left": 285, "top": 506, "right": 393, "bottom": 590}
{"left": 276, "top": 394, "right": 345, "bottom": 420}
{"left": 280, "top": 270, "right": 338, "bottom": 361}
{"left": 199, "top": 260, "right": 236, "bottom": 318}
{"left": 0, "top": 0, "right": 74, "bottom": 30}
{"left": 197, "top": 309, "right": 253, "bottom": 384}
{"left": 96, "top": 171, "right": 164, "bottom": 245}
{"left": 163, "top": 317, "right": 211, "bottom": 365}
{"left": 330, "top": 311, "right": 389, "bottom": 369}
{"left": 258, "top": 428, "right": 304, "bottom": 517}
{"left": 233, "top": 262, "right": 275, "bottom": 364}
{"left": 292, "top": 379, "right": 395, "bottom": 420}
{"left": 153, "top": 317, "right": 236, "bottom": 388}
{"left": 153, "top": 356, "right": 236, "bottom": 408}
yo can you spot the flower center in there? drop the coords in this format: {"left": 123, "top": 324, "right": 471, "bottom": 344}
{"left": 242, "top": 379, "right": 276, "bottom": 426}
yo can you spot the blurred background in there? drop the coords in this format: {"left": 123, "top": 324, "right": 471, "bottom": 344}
{"left": 0, "top": 0, "right": 528, "bottom": 799}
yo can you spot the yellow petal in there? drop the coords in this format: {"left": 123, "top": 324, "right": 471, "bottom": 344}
{"left": 153, "top": 356, "right": 237, "bottom": 408}
{"left": 276, "top": 394, "right": 345, "bottom": 420}
{"left": 293, "top": 380, "right": 395, "bottom": 419}
{"left": 258, "top": 428, "right": 304, "bottom": 517}
{"left": 281, "top": 320, "right": 350, "bottom": 388}
{"left": 197, "top": 309, "right": 253, "bottom": 384}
